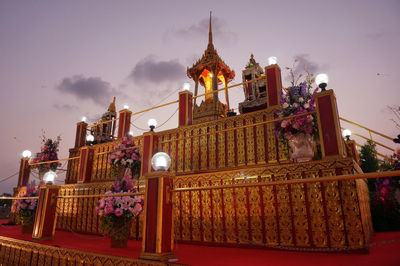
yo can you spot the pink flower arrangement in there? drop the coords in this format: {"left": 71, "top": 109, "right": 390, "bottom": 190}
{"left": 31, "top": 133, "right": 62, "bottom": 172}
{"left": 108, "top": 135, "right": 141, "bottom": 178}
{"left": 12, "top": 183, "right": 39, "bottom": 226}
{"left": 96, "top": 170, "right": 144, "bottom": 240}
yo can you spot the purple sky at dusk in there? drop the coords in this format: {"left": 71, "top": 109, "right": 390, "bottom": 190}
{"left": 1, "top": 0, "right": 399, "bottom": 193}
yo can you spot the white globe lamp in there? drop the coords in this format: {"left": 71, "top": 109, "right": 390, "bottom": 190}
{"left": 315, "top": 73, "right": 329, "bottom": 91}
{"left": 151, "top": 152, "right": 171, "bottom": 171}
{"left": 22, "top": 150, "right": 32, "bottom": 158}
{"left": 43, "top": 171, "right": 57, "bottom": 185}
{"left": 86, "top": 134, "right": 94, "bottom": 143}
{"left": 268, "top": 56, "right": 277, "bottom": 66}
{"left": 148, "top": 118, "right": 157, "bottom": 132}
{"left": 342, "top": 129, "right": 352, "bottom": 141}
{"left": 182, "top": 83, "right": 191, "bottom": 91}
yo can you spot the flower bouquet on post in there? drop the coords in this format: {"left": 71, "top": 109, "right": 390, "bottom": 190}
{"left": 275, "top": 66, "right": 320, "bottom": 162}
{"left": 96, "top": 170, "right": 144, "bottom": 248}
{"left": 12, "top": 183, "right": 39, "bottom": 234}
{"left": 31, "top": 132, "right": 62, "bottom": 179}
{"left": 108, "top": 135, "right": 141, "bottom": 180}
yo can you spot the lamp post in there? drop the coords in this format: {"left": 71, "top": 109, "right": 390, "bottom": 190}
{"left": 18, "top": 150, "right": 32, "bottom": 187}
{"left": 141, "top": 152, "right": 175, "bottom": 261}
{"left": 22, "top": 150, "right": 32, "bottom": 159}
{"left": 86, "top": 134, "right": 94, "bottom": 145}
{"left": 151, "top": 152, "right": 171, "bottom": 171}
{"left": 316, "top": 73, "right": 329, "bottom": 91}
{"left": 342, "top": 129, "right": 352, "bottom": 141}
{"left": 182, "top": 82, "right": 191, "bottom": 91}
{"left": 148, "top": 118, "right": 157, "bottom": 132}
{"left": 268, "top": 56, "right": 277, "bottom": 66}
{"left": 43, "top": 171, "right": 57, "bottom": 185}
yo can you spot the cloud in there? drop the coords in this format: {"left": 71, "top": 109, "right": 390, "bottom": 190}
{"left": 365, "top": 31, "right": 385, "bottom": 40}
{"left": 164, "top": 16, "right": 237, "bottom": 44}
{"left": 129, "top": 56, "right": 185, "bottom": 84}
{"left": 52, "top": 103, "right": 78, "bottom": 111}
{"left": 56, "top": 75, "right": 117, "bottom": 106}
{"left": 285, "top": 54, "right": 326, "bottom": 82}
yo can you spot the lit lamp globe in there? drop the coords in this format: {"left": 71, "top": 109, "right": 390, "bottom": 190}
{"left": 129, "top": 131, "right": 134, "bottom": 136}
{"left": 315, "top": 73, "right": 329, "bottom": 91}
{"left": 182, "top": 82, "right": 191, "bottom": 91}
{"left": 43, "top": 171, "right": 57, "bottom": 185}
{"left": 22, "top": 150, "right": 32, "bottom": 158}
{"left": 148, "top": 118, "right": 157, "bottom": 132}
{"left": 268, "top": 56, "right": 277, "bottom": 66}
{"left": 86, "top": 134, "right": 94, "bottom": 143}
{"left": 342, "top": 129, "right": 352, "bottom": 141}
{"left": 123, "top": 104, "right": 129, "bottom": 110}
{"left": 81, "top": 116, "right": 87, "bottom": 123}
{"left": 151, "top": 152, "right": 171, "bottom": 171}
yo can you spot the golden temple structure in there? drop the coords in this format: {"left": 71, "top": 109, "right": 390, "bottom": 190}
{"left": 4, "top": 12, "right": 400, "bottom": 266}
{"left": 187, "top": 12, "right": 235, "bottom": 124}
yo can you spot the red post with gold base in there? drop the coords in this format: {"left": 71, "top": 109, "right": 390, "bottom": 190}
{"left": 32, "top": 185, "right": 60, "bottom": 241}
{"left": 178, "top": 90, "right": 193, "bottom": 127}
{"left": 74, "top": 121, "right": 87, "bottom": 149}
{"left": 265, "top": 64, "right": 282, "bottom": 108}
{"left": 346, "top": 139, "right": 360, "bottom": 165}
{"left": 77, "top": 146, "right": 95, "bottom": 183}
{"left": 118, "top": 109, "right": 132, "bottom": 138}
{"left": 315, "top": 89, "right": 345, "bottom": 158}
{"left": 141, "top": 132, "right": 158, "bottom": 176}
{"left": 17, "top": 158, "right": 31, "bottom": 187}
{"left": 140, "top": 171, "right": 175, "bottom": 261}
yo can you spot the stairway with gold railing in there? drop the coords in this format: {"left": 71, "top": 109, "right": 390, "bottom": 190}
{"left": 340, "top": 117, "right": 396, "bottom": 160}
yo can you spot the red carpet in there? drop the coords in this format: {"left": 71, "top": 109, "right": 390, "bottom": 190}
{"left": 1, "top": 220, "right": 400, "bottom": 266}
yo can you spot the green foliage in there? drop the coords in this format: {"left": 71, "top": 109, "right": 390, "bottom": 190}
{"left": 360, "top": 140, "right": 379, "bottom": 173}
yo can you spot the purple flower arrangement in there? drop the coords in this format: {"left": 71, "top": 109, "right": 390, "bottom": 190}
{"left": 275, "top": 82, "right": 319, "bottom": 141}
{"left": 96, "top": 170, "right": 143, "bottom": 240}
{"left": 108, "top": 135, "right": 141, "bottom": 178}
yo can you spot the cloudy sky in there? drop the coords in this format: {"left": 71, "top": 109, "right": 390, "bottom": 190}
{"left": 1, "top": 0, "right": 399, "bottom": 193}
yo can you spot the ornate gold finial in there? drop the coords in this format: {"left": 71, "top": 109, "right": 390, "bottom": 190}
{"left": 208, "top": 11, "right": 213, "bottom": 46}
{"left": 108, "top": 97, "right": 116, "bottom": 112}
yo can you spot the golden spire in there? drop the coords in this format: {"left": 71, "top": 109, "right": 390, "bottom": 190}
{"left": 108, "top": 97, "right": 116, "bottom": 112}
{"left": 208, "top": 11, "right": 213, "bottom": 47}
{"left": 208, "top": 11, "right": 214, "bottom": 49}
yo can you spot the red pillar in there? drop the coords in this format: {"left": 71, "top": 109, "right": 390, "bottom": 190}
{"left": 32, "top": 185, "right": 60, "bottom": 240}
{"left": 141, "top": 132, "right": 158, "bottom": 176}
{"left": 265, "top": 64, "right": 282, "bottom": 108}
{"left": 315, "top": 90, "right": 345, "bottom": 158}
{"left": 178, "top": 91, "right": 193, "bottom": 127}
{"left": 17, "top": 158, "right": 30, "bottom": 187}
{"left": 74, "top": 121, "right": 87, "bottom": 149}
{"left": 346, "top": 140, "right": 360, "bottom": 165}
{"left": 77, "top": 146, "right": 95, "bottom": 183}
{"left": 118, "top": 109, "right": 132, "bottom": 138}
{"left": 140, "top": 171, "right": 175, "bottom": 261}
